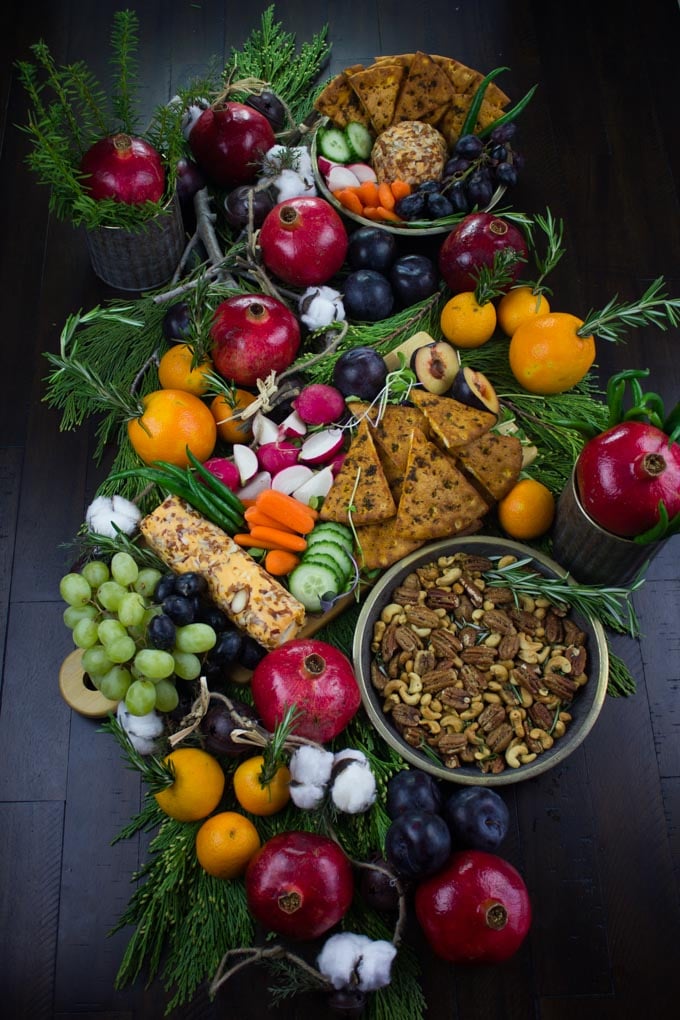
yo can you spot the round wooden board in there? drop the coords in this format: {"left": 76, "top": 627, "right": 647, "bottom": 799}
{"left": 59, "top": 649, "right": 119, "bottom": 718}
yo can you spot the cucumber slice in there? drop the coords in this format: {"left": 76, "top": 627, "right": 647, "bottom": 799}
{"left": 303, "top": 540, "right": 353, "bottom": 583}
{"left": 288, "top": 563, "right": 340, "bottom": 613}
{"left": 345, "top": 121, "right": 374, "bottom": 160}
{"left": 318, "top": 127, "right": 352, "bottom": 163}
{"left": 301, "top": 553, "right": 346, "bottom": 588}
{"left": 307, "top": 522, "right": 354, "bottom": 554}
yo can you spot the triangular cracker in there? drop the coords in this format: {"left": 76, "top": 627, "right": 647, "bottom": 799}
{"left": 319, "top": 419, "right": 396, "bottom": 526}
{"left": 348, "top": 63, "right": 407, "bottom": 134}
{"left": 391, "top": 50, "right": 455, "bottom": 124}
{"left": 355, "top": 516, "right": 425, "bottom": 571}
{"left": 396, "top": 428, "right": 489, "bottom": 540}
{"left": 408, "top": 390, "right": 497, "bottom": 450}
{"left": 314, "top": 70, "right": 372, "bottom": 128}
{"left": 455, "top": 432, "right": 524, "bottom": 502}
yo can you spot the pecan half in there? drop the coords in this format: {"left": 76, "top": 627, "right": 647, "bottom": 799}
{"left": 529, "top": 702, "right": 554, "bottom": 730}
{"left": 413, "top": 648, "right": 437, "bottom": 675}
{"left": 425, "top": 588, "right": 461, "bottom": 610}
{"left": 421, "top": 667, "right": 459, "bottom": 693}
{"left": 371, "top": 662, "right": 388, "bottom": 692}
{"left": 562, "top": 618, "right": 587, "bottom": 646}
{"left": 437, "top": 732, "right": 468, "bottom": 755}
{"left": 481, "top": 608, "right": 516, "bottom": 635}
{"left": 429, "top": 629, "right": 463, "bottom": 657}
{"left": 391, "top": 703, "right": 421, "bottom": 728}
{"left": 459, "top": 663, "right": 486, "bottom": 695}
{"left": 485, "top": 722, "right": 514, "bottom": 753}
{"left": 405, "top": 605, "right": 441, "bottom": 629}
{"left": 509, "top": 607, "right": 542, "bottom": 633}
{"left": 478, "top": 703, "right": 507, "bottom": 733}
{"left": 485, "top": 586, "right": 515, "bottom": 606}
{"left": 543, "top": 671, "right": 579, "bottom": 699}
{"left": 565, "top": 644, "right": 587, "bottom": 676}
{"left": 438, "top": 687, "right": 472, "bottom": 711}
{"left": 498, "top": 633, "right": 521, "bottom": 661}
{"left": 458, "top": 554, "right": 494, "bottom": 573}
{"left": 393, "top": 585, "right": 422, "bottom": 606}
{"left": 394, "top": 625, "right": 423, "bottom": 653}
{"left": 544, "top": 610, "right": 565, "bottom": 645}
{"left": 461, "top": 645, "right": 498, "bottom": 667}
{"left": 381, "top": 620, "right": 401, "bottom": 661}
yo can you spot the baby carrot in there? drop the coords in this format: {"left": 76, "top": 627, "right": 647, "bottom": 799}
{"left": 356, "top": 180, "right": 380, "bottom": 207}
{"left": 375, "top": 206, "right": 402, "bottom": 222}
{"left": 360, "top": 206, "right": 381, "bottom": 220}
{"left": 244, "top": 506, "right": 299, "bottom": 532}
{"left": 390, "top": 179, "right": 412, "bottom": 201}
{"left": 264, "top": 549, "right": 301, "bottom": 576}
{"left": 255, "top": 489, "right": 318, "bottom": 531}
{"left": 377, "top": 182, "right": 396, "bottom": 210}
{"left": 332, "top": 188, "right": 364, "bottom": 217}
{"left": 247, "top": 526, "right": 308, "bottom": 552}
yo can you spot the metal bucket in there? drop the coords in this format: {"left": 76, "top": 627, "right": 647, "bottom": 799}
{"left": 551, "top": 467, "right": 664, "bottom": 586}
{"left": 84, "top": 192, "right": 185, "bottom": 291}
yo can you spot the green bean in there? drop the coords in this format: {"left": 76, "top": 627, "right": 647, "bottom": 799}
{"left": 460, "top": 66, "right": 509, "bottom": 138}
{"left": 478, "top": 83, "right": 538, "bottom": 140}
{"left": 184, "top": 469, "right": 244, "bottom": 533}
{"left": 185, "top": 448, "right": 246, "bottom": 516}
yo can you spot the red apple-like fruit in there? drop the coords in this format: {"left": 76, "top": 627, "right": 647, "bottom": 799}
{"left": 210, "top": 293, "right": 301, "bottom": 388}
{"left": 188, "top": 102, "right": 275, "bottom": 189}
{"left": 259, "top": 196, "right": 349, "bottom": 287}
{"left": 80, "top": 133, "right": 165, "bottom": 204}
{"left": 245, "top": 831, "right": 354, "bottom": 940}
{"left": 415, "top": 849, "right": 532, "bottom": 964}
{"left": 250, "top": 638, "right": 361, "bottom": 742}
{"left": 438, "top": 212, "right": 528, "bottom": 295}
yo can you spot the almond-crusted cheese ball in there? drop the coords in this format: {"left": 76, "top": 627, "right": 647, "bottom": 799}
{"left": 370, "top": 120, "right": 448, "bottom": 185}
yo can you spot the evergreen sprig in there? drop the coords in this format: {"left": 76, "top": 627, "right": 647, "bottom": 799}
{"left": 578, "top": 275, "right": 680, "bottom": 343}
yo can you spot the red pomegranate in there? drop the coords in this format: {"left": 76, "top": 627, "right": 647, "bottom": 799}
{"left": 415, "top": 850, "right": 532, "bottom": 964}
{"left": 188, "top": 102, "right": 275, "bottom": 189}
{"left": 438, "top": 212, "right": 528, "bottom": 295}
{"left": 210, "top": 293, "right": 301, "bottom": 388}
{"left": 259, "top": 196, "right": 349, "bottom": 287}
{"left": 80, "top": 134, "right": 165, "bottom": 204}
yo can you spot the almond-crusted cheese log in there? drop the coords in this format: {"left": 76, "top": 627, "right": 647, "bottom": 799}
{"left": 139, "top": 496, "right": 306, "bottom": 649}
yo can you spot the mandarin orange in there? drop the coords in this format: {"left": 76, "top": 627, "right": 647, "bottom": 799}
{"left": 128, "top": 388, "right": 217, "bottom": 467}
{"left": 508, "top": 312, "right": 595, "bottom": 394}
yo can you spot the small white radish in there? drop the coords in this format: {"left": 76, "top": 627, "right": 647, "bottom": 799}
{"left": 271, "top": 464, "right": 315, "bottom": 495}
{"left": 293, "top": 465, "right": 335, "bottom": 505}
{"left": 251, "top": 411, "right": 280, "bottom": 447}
{"left": 299, "top": 427, "right": 345, "bottom": 466}
{"left": 278, "top": 410, "right": 307, "bottom": 438}
{"left": 347, "top": 162, "right": 377, "bottom": 183}
{"left": 232, "top": 444, "right": 259, "bottom": 485}
{"left": 293, "top": 383, "right": 346, "bottom": 426}
{"left": 256, "top": 441, "right": 300, "bottom": 476}
{"left": 326, "top": 165, "right": 361, "bottom": 191}
{"left": 237, "top": 471, "right": 272, "bottom": 501}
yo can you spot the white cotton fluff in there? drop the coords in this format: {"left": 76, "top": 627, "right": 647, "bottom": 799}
{"left": 317, "top": 932, "right": 373, "bottom": 989}
{"left": 317, "top": 932, "right": 396, "bottom": 992}
{"left": 333, "top": 748, "right": 367, "bottom": 767}
{"left": 289, "top": 745, "right": 335, "bottom": 786}
{"left": 263, "top": 144, "right": 314, "bottom": 182}
{"left": 298, "top": 285, "right": 346, "bottom": 331}
{"left": 330, "top": 756, "right": 377, "bottom": 814}
{"left": 289, "top": 782, "right": 327, "bottom": 810}
{"left": 85, "top": 495, "right": 142, "bottom": 538}
{"left": 272, "top": 168, "right": 317, "bottom": 201}
{"left": 180, "top": 98, "right": 210, "bottom": 139}
{"left": 117, "top": 702, "right": 165, "bottom": 756}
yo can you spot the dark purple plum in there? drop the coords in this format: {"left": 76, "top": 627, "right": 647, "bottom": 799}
{"left": 359, "top": 855, "right": 400, "bottom": 912}
{"left": 175, "top": 156, "right": 207, "bottom": 206}
{"left": 332, "top": 346, "right": 388, "bottom": 401}
{"left": 443, "top": 786, "right": 510, "bottom": 851}
{"left": 342, "top": 269, "right": 394, "bottom": 322}
{"left": 200, "top": 699, "right": 258, "bottom": 756}
{"left": 386, "top": 768, "right": 443, "bottom": 819}
{"left": 347, "top": 226, "right": 398, "bottom": 273}
{"left": 389, "top": 254, "right": 439, "bottom": 308}
{"left": 223, "top": 184, "right": 274, "bottom": 231}
{"left": 245, "top": 91, "right": 287, "bottom": 131}
{"left": 384, "top": 811, "right": 451, "bottom": 879}
{"left": 161, "top": 302, "right": 192, "bottom": 343}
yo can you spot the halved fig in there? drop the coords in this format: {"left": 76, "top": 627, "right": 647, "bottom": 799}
{"left": 448, "top": 366, "right": 500, "bottom": 417}
{"left": 411, "top": 340, "right": 460, "bottom": 395}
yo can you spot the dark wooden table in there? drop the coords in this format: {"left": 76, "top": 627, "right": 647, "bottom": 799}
{"left": 1, "top": 2, "right": 679, "bottom": 1017}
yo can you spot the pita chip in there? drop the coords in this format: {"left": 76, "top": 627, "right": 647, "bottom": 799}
{"left": 348, "top": 62, "right": 407, "bottom": 133}
{"left": 455, "top": 431, "right": 524, "bottom": 502}
{"left": 319, "top": 418, "right": 396, "bottom": 526}
{"left": 408, "top": 389, "right": 497, "bottom": 450}
{"left": 355, "top": 516, "right": 425, "bottom": 571}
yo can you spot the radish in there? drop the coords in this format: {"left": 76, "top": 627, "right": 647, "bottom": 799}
{"left": 278, "top": 410, "right": 307, "bottom": 439}
{"left": 293, "top": 383, "right": 346, "bottom": 426}
{"left": 292, "top": 465, "right": 335, "bottom": 504}
{"left": 256, "top": 441, "right": 301, "bottom": 476}
{"left": 237, "top": 470, "right": 272, "bottom": 501}
{"left": 316, "top": 155, "right": 341, "bottom": 178}
{"left": 271, "top": 464, "right": 315, "bottom": 495}
{"left": 201, "top": 456, "right": 241, "bottom": 492}
{"left": 251, "top": 411, "right": 280, "bottom": 447}
{"left": 299, "top": 427, "right": 345, "bottom": 465}
{"left": 347, "top": 162, "right": 378, "bottom": 183}
{"left": 232, "top": 444, "right": 259, "bottom": 485}
{"left": 329, "top": 451, "right": 347, "bottom": 476}
{"left": 326, "top": 165, "right": 362, "bottom": 191}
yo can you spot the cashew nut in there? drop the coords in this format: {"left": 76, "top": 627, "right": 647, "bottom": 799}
{"left": 529, "top": 727, "right": 554, "bottom": 750}
{"left": 547, "top": 655, "right": 572, "bottom": 674}
{"left": 440, "top": 713, "right": 464, "bottom": 732}
{"left": 490, "top": 663, "right": 509, "bottom": 682}
{"left": 421, "top": 703, "right": 442, "bottom": 721}
{"left": 505, "top": 742, "right": 529, "bottom": 768}
{"left": 509, "top": 708, "right": 526, "bottom": 738}
{"left": 422, "top": 719, "right": 441, "bottom": 735}
{"left": 436, "top": 567, "right": 462, "bottom": 586}
{"left": 380, "top": 603, "right": 404, "bottom": 624}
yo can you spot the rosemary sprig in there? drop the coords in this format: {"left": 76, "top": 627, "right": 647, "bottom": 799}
{"left": 482, "top": 557, "right": 644, "bottom": 636}
{"left": 100, "top": 714, "right": 175, "bottom": 793}
{"left": 577, "top": 275, "right": 680, "bottom": 342}
{"left": 522, "top": 207, "right": 566, "bottom": 296}
{"left": 474, "top": 247, "right": 527, "bottom": 306}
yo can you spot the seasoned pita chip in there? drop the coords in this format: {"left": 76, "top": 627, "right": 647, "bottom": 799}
{"left": 408, "top": 390, "right": 496, "bottom": 450}
{"left": 396, "top": 428, "right": 489, "bottom": 540}
{"left": 348, "top": 401, "right": 430, "bottom": 474}
{"left": 355, "top": 516, "right": 425, "bottom": 571}
{"left": 455, "top": 431, "right": 524, "bottom": 502}
{"left": 319, "top": 419, "right": 396, "bottom": 526}
{"left": 314, "top": 71, "right": 372, "bottom": 128}
{"left": 392, "top": 50, "right": 455, "bottom": 123}
{"left": 348, "top": 63, "right": 407, "bottom": 134}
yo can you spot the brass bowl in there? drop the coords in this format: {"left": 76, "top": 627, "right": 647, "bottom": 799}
{"left": 352, "top": 536, "right": 609, "bottom": 786}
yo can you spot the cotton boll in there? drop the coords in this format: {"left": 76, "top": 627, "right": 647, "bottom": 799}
{"left": 317, "top": 932, "right": 373, "bottom": 989}
{"left": 298, "top": 286, "right": 346, "bottom": 331}
{"left": 289, "top": 745, "right": 335, "bottom": 786}
{"left": 356, "top": 940, "right": 397, "bottom": 992}
{"left": 272, "top": 168, "right": 316, "bottom": 201}
{"left": 333, "top": 747, "right": 367, "bottom": 767}
{"left": 117, "top": 701, "right": 165, "bottom": 755}
{"left": 85, "top": 495, "right": 142, "bottom": 538}
{"left": 330, "top": 758, "right": 377, "bottom": 814}
{"left": 181, "top": 99, "right": 210, "bottom": 139}
{"left": 289, "top": 782, "right": 327, "bottom": 810}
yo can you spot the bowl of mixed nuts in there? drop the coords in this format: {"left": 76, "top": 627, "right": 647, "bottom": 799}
{"left": 352, "top": 536, "right": 609, "bottom": 785}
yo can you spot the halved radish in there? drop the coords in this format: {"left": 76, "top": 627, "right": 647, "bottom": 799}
{"left": 326, "top": 165, "right": 362, "bottom": 191}
{"left": 232, "top": 444, "right": 259, "bottom": 485}
{"left": 202, "top": 457, "right": 241, "bottom": 492}
{"left": 251, "top": 411, "right": 280, "bottom": 447}
{"left": 278, "top": 410, "right": 308, "bottom": 438}
{"left": 317, "top": 155, "right": 341, "bottom": 178}
{"left": 271, "top": 464, "right": 315, "bottom": 495}
{"left": 237, "top": 471, "right": 272, "bottom": 501}
{"left": 256, "top": 441, "right": 300, "bottom": 476}
{"left": 293, "top": 465, "right": 335, "bottom": 505}
{"left": 299, "top": 427, "right": 345, "bottom": 466}
{"left": 347, "top": 162, "right": 377, "bottom": 183}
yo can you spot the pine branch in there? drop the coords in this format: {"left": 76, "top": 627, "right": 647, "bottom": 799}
{"left": 109, "top": 9, "right": 141, "bottom": 132}
{"left": 578, "top": 275, "right": 680, "bottom": 343}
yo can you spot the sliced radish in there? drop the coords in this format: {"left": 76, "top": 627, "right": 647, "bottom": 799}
{"left": 271, "top": 464, "right": 315, "bottom": 495}
{"left": 202, "top": 456, "right": 241, "bottom": 492}
{"left": 347, "top": 162, "right": 378, "bottom": 183}
{"left": 278, "top": 410, "right": 307, "bottom": 438}
{"left": 251, "top": 411, "right": 280, "bottom": 447}
{"left": 256, "top": 441, "right": 300, "bottom": 476}
{"left": 329, "top": 451, "right": 347, "bottom": 476}
{"left": 293, "top": 465, "right": 335, "bottom": 505}
{"left": 317, "top": 155, "right": 341, "bottom": 178}
{"left": 232, "top": 443, "right": 259, "bottom": 485}
{"left": 237, "top": 471, "right": 272, "bottom": 501}
{"left": 299, "top": 427, "right": 345, "bottom": 466}
{"left": 326, "top": 165, "right": 362, "bottom": 191}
